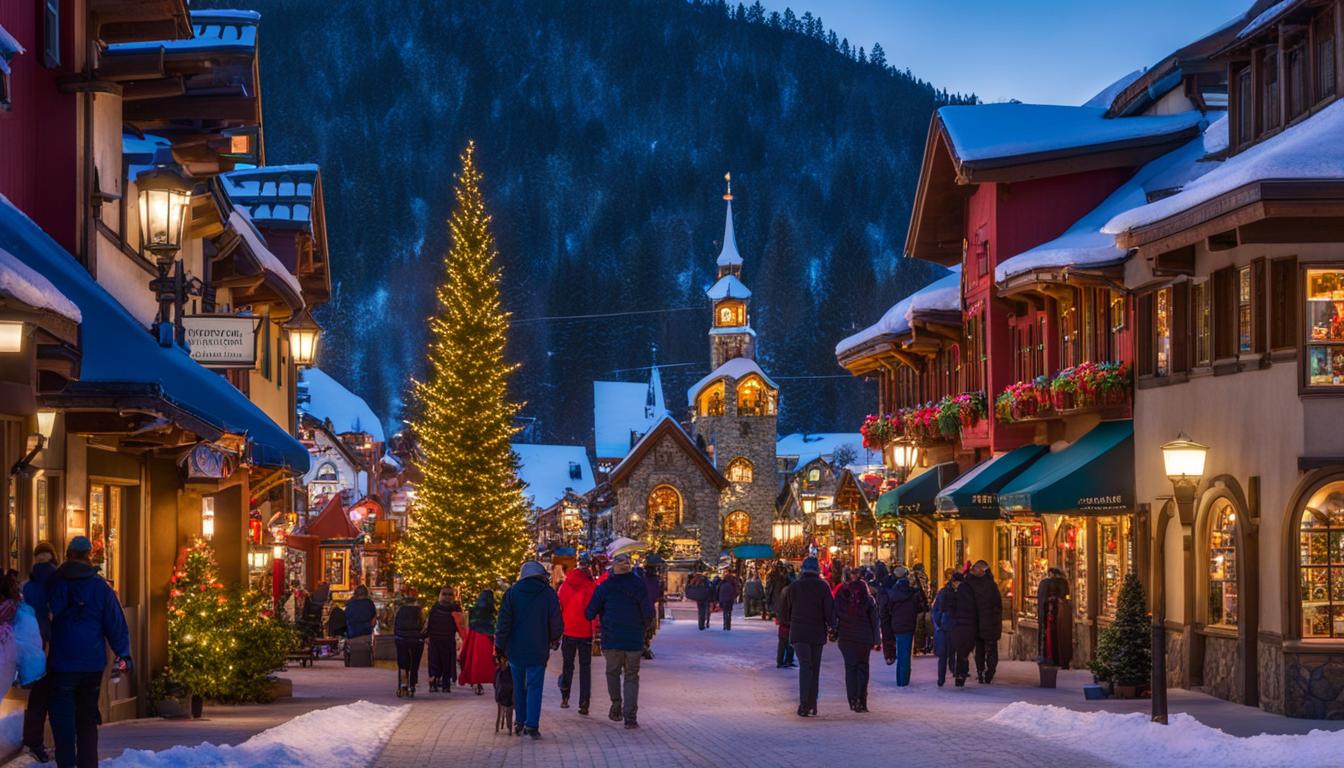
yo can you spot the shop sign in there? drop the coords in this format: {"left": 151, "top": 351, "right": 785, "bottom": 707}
{"left": 182, "top": 315, "right": 260, "bottom": 367}
{"left": 814, "top": 511, "right": 832, "bottom": 526}
{"left": 186, "top": 443, "right": 234, "bottom": 480}
{"left": 1078, "top": 494, "right": 1128, "bottom": 512}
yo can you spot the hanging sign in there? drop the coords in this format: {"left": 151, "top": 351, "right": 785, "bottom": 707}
{"left": 182, "top": 315, "right": 260, "bottom": 367}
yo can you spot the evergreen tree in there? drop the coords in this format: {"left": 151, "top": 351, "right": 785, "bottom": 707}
{"left": 1090, "top": 573, "right": 1153, "bottom": 686}
{"left": 870, "top": 42, "right": 887, "bottom": 69}
{"left": 747, "top": 1, "right": 765, "bottom": 24}
{"left": 397, "top": 141, "right": 532, "bottom": 593}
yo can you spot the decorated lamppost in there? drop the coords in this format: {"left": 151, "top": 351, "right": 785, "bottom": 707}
{"left": 136, "top": 165, "right": 192, "bottom": 346}
{"left": 1155, "top": 432, "right": 1208, "bottom": 724}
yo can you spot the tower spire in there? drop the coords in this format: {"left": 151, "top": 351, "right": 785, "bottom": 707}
{"left": 716, "top": 172, "right": 742, "bottom": 270}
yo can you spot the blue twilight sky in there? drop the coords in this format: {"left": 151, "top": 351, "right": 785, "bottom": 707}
{"left": 760, "top": 0, "right": 1253, "bottom": 104}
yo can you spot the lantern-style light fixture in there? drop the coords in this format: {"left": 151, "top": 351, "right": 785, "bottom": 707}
{"left": 35, "top": 410, "right": 56, "bottom": 441}
{"left": 891, "top": 439, "right": 921, "bottom": 472}
{"left": 1161, "top": 432, "right": 1209, "bottom": 485}
{"left": 285, "top": 307, "right": 322, "bottom": 368}
{"left": 0, "top": 321, "right": 23, "bottom": 353}
{"left": 201, "top": 496, "right": 216, "bottom": 540}
{"left": 135, "top": 166, "right": 192, "bottom": 261}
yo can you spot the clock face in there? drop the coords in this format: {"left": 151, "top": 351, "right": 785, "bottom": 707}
{"left": 720, "top": 307, "right": 732, "bottom": 323}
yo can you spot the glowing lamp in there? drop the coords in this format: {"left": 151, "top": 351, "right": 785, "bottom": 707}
{"left": 891, "top": 439, "right": 920, "bottom": 471}
{"left": 1161, "top": 433, "right": 1208, "bottom": 484}
{"left": 135, "top": 166, "right": 191, "bottom": 260}
{"left": 201, "top": 496, "right": 216, "bottom": 540}
{"left": 0, "top": 321, "right": 22, "bottom": 353}
{"left": 272, "top": 543, "right": 285, "bottom": 560}
{"left": 35, "top": 410, "right": 56, "bottom": 441}
{"left": 285, "top": 307, "right": 322, "bottom": 368}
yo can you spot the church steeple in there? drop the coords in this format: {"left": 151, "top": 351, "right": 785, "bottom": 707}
{"left": 716, "top": 173, "right": 743, "bottom": 278}
{"left": 707, "top": 173, "right": 756, "bottom": 368}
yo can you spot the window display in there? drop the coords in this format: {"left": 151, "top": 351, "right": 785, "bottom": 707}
{"left": 1306, "top": 269, "right": 1344, "bottom": 387}
{"left": 1100, "top": 517, "right": 1131, "bottom": 616}
{"left": 1208, "top": 499, "right": 1239, "bottom": 627}
{"left": 1058, "top": 522, "right": 1087, "bottom": 618}
{"left": 1299, "top": 482, "right": 1344, "bottom": 638}
{"left": 1016, "top": 522, "right": 1046, "bottom": 619}
{"left": 1155, "top": 287, "right": 1172, "bottom": 376}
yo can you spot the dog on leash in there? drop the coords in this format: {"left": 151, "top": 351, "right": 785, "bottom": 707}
{"left": 493, "top": 659, "right": 514, "bottom": 734}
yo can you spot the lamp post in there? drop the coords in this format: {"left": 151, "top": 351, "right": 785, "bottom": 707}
{"left": 285, "top": 307, "right": 322, "bottom": 368}
{"left": 891, "top": 438, "right": 921, "bottom": 484}
{"left": 1156, "top": 432, "right": 1209, "bottom": 724}
{"left": 136, "top": 166, "right": 192, "bottom": 346}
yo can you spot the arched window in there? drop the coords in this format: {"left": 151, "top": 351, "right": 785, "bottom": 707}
{"left": 736, "top": 375, "right": 777, "bottom": 416}
{"left": 726, "top": 457, "right": 754, "bottom": 484}
{"left": 1208, "top": 498, "right": 1239, "bottom": 627}
{"left": 697, "top": 380, "right": 726, "bottom": 417}
{"left": 315, "top": 462, "right": 339, "bottom": 482}
{"left": 647, "top": 485, "right": 682, "bottom": 529}
{"left": 1299, "top": 482, "right": 1344, "bottom": 638}
{"left": 724, "top": 510, "right": 750, "bottom": 545}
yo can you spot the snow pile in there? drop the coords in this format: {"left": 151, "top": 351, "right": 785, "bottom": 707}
{"left": 299, "top": 368, "right": 386, "bottom": 442}
{"left": 1082, "top": 69, "right": 1144, "bottom": 110}
{"left": 0, "top": 247, "right": 81, "bottom": 321}
{"left": 938, "top": 104, "right": 1203, "bottom": 164}
{"left": 991, "top": 702, "right": 1344, "bottom": 768}
{"left": 835, "top": 267, "right": 960, "bottom": 357}
{"left": 103, "top": 700, "right": 407, "bottom": 768}
{"left": 1106, "top": 100, "right": 1344, "bottom": 233}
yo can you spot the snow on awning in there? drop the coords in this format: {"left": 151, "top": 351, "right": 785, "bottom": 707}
{"left": 706, "top": 274, "right": 751, "bottom": 300}
{"left": 512, "top": 443, "right": 595, "bottom": 511}
{"left": 298, "top": 368, "right": 385, "bottom": 443}
{"left": 835, "top": 267, "right": 961, "bottom": 358}
{"left": 0, "top": 194, "right": 309, "bottom": 471}
{"left": 228, "top": 209, "right": 304, "bottom": 308}
{"left": 685, "top": 357, "right": 778, "bottom": 406}
{"left": 1104, "top": 101, "right": 1344, "bottom": 235}
{"left": 0, "top": 247, "right": 81, "bottom": 322}
{"left": 937, "top": 104, "right": 1204, "bottom": 166}
{"left": 997, "top": 116, "right": 1226, "bottom": 284}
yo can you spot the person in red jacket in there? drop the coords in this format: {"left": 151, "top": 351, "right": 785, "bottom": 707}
{"left": 556, "top": 556, "right": 597, "bottom": 714}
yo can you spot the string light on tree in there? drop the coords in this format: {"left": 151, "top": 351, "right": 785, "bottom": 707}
{"left": 395, "top": 141, "right": 532, "bottom": 594}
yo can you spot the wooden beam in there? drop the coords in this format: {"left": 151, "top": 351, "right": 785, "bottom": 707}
{"left": 1207, "top": 229, "right": 1239, "bottom": 250}
{"left": 123, "top": 96, "right": 258, "bottom": 123}
{"left": 121, "top": 77, "right": 186, "bottom": 102}
{"left": 1238, "top": 216, "right": 1344, "bottom": 242}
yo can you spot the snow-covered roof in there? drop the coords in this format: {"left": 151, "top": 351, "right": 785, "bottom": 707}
{"left": 1104, "top": 100, "right": 1343, "bottom": 234}
{"left": 512, "top": 443, "right": 595, "bottom": 511}
{"left": 1082, "top": 69, "right": 1143, "bottom": 110}
{"left": 709, "top": 325, "right": 756, "bottom": 337}
{"left": 997, "top": 116, "right": 1226, "bottom": 283}
{"left": 299, "top": 368, "right": 386, "bottom": 442}
{"left": 0, "top": 23, "right": 23, "bottom": 75}
{"left": 716, "top": 199, "right": 742, "bottom": 266}
{"left": 123, "top": 134, "right": 173, "bottom": 181}
{"left": 1238, "top": 0, "right": 1295, "bottom": 39}
{"left": 835, "top": 267, "right": 961, "bottom": 357}
{"left": 937, "top": 104, "right": 1204, "bottom": 165}
{"left": 776, "top": 433, "right": 880, "bottom": 468}
{"left": 0, "top": 246, "right": 81, "bottom": 322}
{"left": 706, "top": 274, "right": 751, "bottom": 300}
{"left": 0, "top": 193, "right": 307, "bottom": 471}
{"left": 686, "top": 357, "right": 778, "bottom": 406}
{"left": 228, "top": 210, "right": 304, "bottom": 304}
{"left": 106, "top": 9, "right": 259, "bottom": 55}
{"left": 593, "top": 367, "right": 666, "bottom": 459}
{"left": 221, "top": 164, "right": 320, "bottom": 231}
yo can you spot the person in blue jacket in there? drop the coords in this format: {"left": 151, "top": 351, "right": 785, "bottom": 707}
{"left": 46, "top": 536, "right": 130, "bottom": 768}
{"left": 495, "top": 561, "right": 563, "bottom": 739}
{"left": 21, "top": 541, "right": 57, "bottom": 763}
{"left": 585, "top": 553, "right": 653, "bottom": 729}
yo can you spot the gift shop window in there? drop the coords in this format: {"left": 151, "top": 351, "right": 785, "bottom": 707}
{"left": 87, "top": 483, "right": 124, "bottom": 595}
{"left": 1099, "top": 517, "right": 1132, "bottom": 617}
{"left": 1298, "top": 482, "right": 1344, "bottom": 638}
{"left": 1305, "top": 268, "right": 1344, "bottom": 388}
{"left": 1208, "top": 499, "right": 1239, "bottom": 628}
{"left": 1057, "top": 522, "right": 1088, "bottom": 619}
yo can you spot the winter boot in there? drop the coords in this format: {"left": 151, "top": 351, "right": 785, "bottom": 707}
{"left": 561, "top": 695, "right": 570, "bottom": 709}
{"left": 525, "top": 727, "right": 542, "bottom": 740}
{"left": 609, "top": 702, "right": 623, "bottom": 722}
{"left": 428, "top": 677, "right": 439, "bottom": 693}
{"left": 578, "top": 702, "right": 589, "bottom": 716}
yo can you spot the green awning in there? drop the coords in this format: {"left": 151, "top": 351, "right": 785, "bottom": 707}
{"left": 935, "top": 444, "right": 1048, "bottom": 520}
{"left": 876, "top": 462, "right": 958, "bottom": 518}
{"left": 732, "top": 544, "right": 775, "bottom": 559}
{"left": 998, "top": 420, "right": 1134, "bottom": 515}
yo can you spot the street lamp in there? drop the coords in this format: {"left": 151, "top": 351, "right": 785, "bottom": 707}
{"left": 891, "top": 438, "right": 920, "bottom": 482}
{"left": 1153, "top": 432, "right": 1209, "bottom": 725}
{"left": 137, "top": 166, "right": 192, "bottom": 346}
{"left": 285, "top": 307, "right": 322, "bottom": 368}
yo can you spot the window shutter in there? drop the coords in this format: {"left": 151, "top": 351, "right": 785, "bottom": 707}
{"left": 1137, "top": 292, "right": 1154, "bottom": 377}
{"left": 1270, "top": 257, "right": 1299, "bottom": 350}
{"left": 1252, "top": 257, "right": 1267, "bottom": 354}
{"left": 43, "top": 0, "right": 60, "bottom": 69}
{"left": 1213, "top": 267, "right": 1235, "bottom": 360}
{"left": 1172, "top": 282, "right": 1190, "bottom": 373}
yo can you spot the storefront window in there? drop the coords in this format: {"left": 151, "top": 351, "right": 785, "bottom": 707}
{"left": 89, "top": 483, "right": 122, "bottom": 594}
{"left": 1058, "top": 522, "right": 1087, "bottom": 619}
{"left": 1305, "top": 269, "right": 1344, "bottom": 387}
{"left": 1155, "top": 287, "right": 1172, "bottom": 377}
{"left": 647, "top": 485, "right": 682, "bottom": 529}
{"left": 1299, "top": 482, "right": 1344, "bottom": 638}
{"left": 1017, "top": 522, "right": 1046, "bottom": 620}
{"left": 997, "top": 526, "right": 1015, "bottom": 622}
{"left": 1100, "top": 517, "right": 1131, "bottom": 616}
{"left": 1208, "top": 499, "right": 1239, "bottom": 628}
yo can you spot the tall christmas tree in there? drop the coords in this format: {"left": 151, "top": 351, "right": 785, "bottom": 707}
{"left": 397, "top": 141, "right": 532, "bottom": 594}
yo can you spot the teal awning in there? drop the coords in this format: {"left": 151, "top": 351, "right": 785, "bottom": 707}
{"left": 876, "top": 462, "right": 958, "bottom": 518}
{"left": 998, "top": 421, "right": 1134, "bottom": 515}
{"left": 732, "top": 544, "right": 775, "bottom": 559}
{"left": 935, "top": 445, "right": 1048, "bottom": 520}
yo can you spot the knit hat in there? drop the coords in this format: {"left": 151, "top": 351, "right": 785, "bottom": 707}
{"left": 32, "top": 541, "right": 57, "bottom": 562}
{"left": 801, "top": 556, "right": 820, "bottom": 574}
{"left": 519, "top": 560, "right": 548, "bottom": 580}
{"left": 67, "top": 536, "right": 93, "bottom": 555}
{"left": 891, "top": 565, "right": 909, "bottom": 579}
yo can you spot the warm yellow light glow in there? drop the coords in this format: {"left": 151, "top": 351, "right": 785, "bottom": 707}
{"left": 136, "top": 167, "right": 191, "bottom": 257}
{"left": 201, "top": 496, "right": 216, "bottom": 540}
{"left": 35, "top": 410, "right": 56, "bottom": 440}
{"left": 1161, "top": 433, "right": 1209, "bottom": 482}
{"left": 0, "top": 321, "right": 23, "bottom": 353}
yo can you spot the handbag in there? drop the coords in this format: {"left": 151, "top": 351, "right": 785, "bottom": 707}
{"left": 14, "top": 603, "right": 45, "bottom": 686}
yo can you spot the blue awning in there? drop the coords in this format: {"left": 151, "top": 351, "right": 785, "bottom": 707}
{"left": 998, "top": 421, "right": 1134, "bottom": 515}
{"left": 935, "top": 445, "right": 1047, "bottom": 520}
{"left": 876, "top": 462, "right": 958, "bottom": 518}
{"left": 732, "top": 544, "right": 774, "bottom": 560}
{"left": 0, "top": 197, "right": 309, "bottom": 472}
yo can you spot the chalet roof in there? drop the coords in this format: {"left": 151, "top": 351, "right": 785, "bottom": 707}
{"left": 706, "top": 274, "right": 751, "bottom": 300}
{"left": 1238, "top": 0, "right": 1297, "bottom": 40}
{"left": 299, "top": 367, "right": 386, "bottom": 442}
{"left": 606, "top": 416, "right": 728, "bottom": 490}
{"left": 228, "top": 209, "right": 305, "bottom": 308}
{"left": 717, "top": 199, "right": 742, "bottom": 266}
{"left": 306, "top": 494, "right": 361, "bottom": 541}
{"left": 997, "top": 117, "right": 1227, "bottom": 285}
{"left": 88, "top": 0, "right": 194, "bottom": 45}
{"left": 593, "top": 367, "right": 666, "bottom": 460}
{"left": 1104, "top": 102, "right": 1344, "bottom": 236}
{"left": 512, "top": 443, "right": 596, "bottom": 511}
{"left": 835, "top": 267, "right": 961, "bottom": 359}
{"left": 106, "top": 9, "right": 259, "bottom": 55}
{"left": 221, "top": 164, "right": 321, "bottom": 232}
{"left": 1083, "top": 70, "right": 1143, "bottom": 110}
{"left": 685, "top": 357, "right": 778, "bottom": 406}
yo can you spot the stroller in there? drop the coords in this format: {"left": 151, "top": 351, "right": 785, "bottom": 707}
{"left": 493, "top": 661, "right": 515, "bottom": 734}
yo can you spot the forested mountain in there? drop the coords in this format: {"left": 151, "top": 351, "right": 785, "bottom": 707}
{"left": 198, "top": 0, "right": 967, "bottom": 444}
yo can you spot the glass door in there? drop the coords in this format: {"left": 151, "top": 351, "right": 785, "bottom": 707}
{"left": 88, "top": 483, "right": 124, "bottom": 595}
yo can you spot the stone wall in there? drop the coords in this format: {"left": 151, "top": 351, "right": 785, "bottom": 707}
{"left": 611, "top": 428, "right": 724, "bottom": 562}
{"left": 1200, "top": 633, "right": 1243, "bottom": 703}
{"left": 692, "top": 377, "right": 777, "bottom": 551}
{"left": 1259, "top": 637, "right": 1284, "bottom": 714}
{"left": 1283, "top": 651, "right": 1344, "bottom": 718}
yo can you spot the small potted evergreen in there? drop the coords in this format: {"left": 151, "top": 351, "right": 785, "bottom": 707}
{"left": 1088, "top": 573, "right": 1152, "bottom": 698}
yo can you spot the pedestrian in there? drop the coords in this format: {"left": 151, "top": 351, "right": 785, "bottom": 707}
{"left": 393, "top": 589, "right": 425, "bottom": 697}
{"left": 909, "top": 563, "right": 934, "bottom": 654}
{"left": 708, "top": 574, "right": 721, "bottom": 614}
{"left": 22, "top": 542, "right": 57, "bottom": 763}
{"left": 585, "top": 552, "right": 653, "bottom": 729}
{"left": 833, "top": 569, "right": 879, "bottom": 712}
{"left": 425, "top": 586, "right": 464, "bottom": 693}
{"left": 930, "top": 570, "right": 956, "bottom": 687}
{"left": 744, "top": 570, "right": 765, "bottom": 619}
{"left": 494, "top": 561, "right": 563, "bottom": 739}
{"left": 556, "top": 555, "right": 597, "bottom": 713}
{"left": 686, "top": 573, "right": 713, "bottom": 631}
{"left": 764, "top": 562, "right": 788, "bottom": 621}
{"left": 880, "top": 568, "right": 927, "bottom": 687}
{"left": 639, "top": 562, "right": 662, "bottom": 658}
{"left": 342, "top": 584, "right": 377, "bottom": 667}
{"left": 459, "top": 589, "right": 497, "bottom": 695}
{"left": 945, "top": 571, "right": 977, "bottom": 687}
{"left": 718, "top": 570, "right": 739, "bottom": 630}
{"left": 46, "top": 536, "right": 130, "bottom": 768}
{"left": 965, "top": 559, "right": 1003, "bottom": 684}
{"left": 302, "top": 580, "right": 329, "bottom": 638}
{"left": 778, "top": 556, "right": 836, "bottom": 717}
{"left": 1037, "top": 567, "right": 1073, "bottom": 669}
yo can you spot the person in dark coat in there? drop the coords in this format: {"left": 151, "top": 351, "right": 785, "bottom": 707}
{"left": 585, "top": 553, "right": 654, "bottom": 729}
{"left": 425, "top": 587, "right": 464, "bottom": 692}
{"left": 929, "top": 571, "right": 955, "bottom": 686}
{"left": 833, "top": 571, "right": 879, "bottom": 712}
{"left": 1037, "top": 567, "right": 1073, "bottom": 669}
{"left": 910, "top": 563, "right": 934, "bottom": 654}
{"left": 46, "top": 537, "right": 130, "bottom": 768}
{"left": 717, "top": 572, "right": 739, "bottom": 630}
{"left": 965, "top": 559, "right": 1003, "bottom": 684}
{"left": 880, "top": 573, "right": 927, "bottom": 687}
{"left": 495, "top": 561, "right": 563, "bottom": 739}
{"left": 638, "top": 564, "right": 662, "bottom": 658}
{"left": 393, "top": 590, "right": 425, "bottom": 696}
{"left": 744, "top": 572, "right": 765, "bottom": 619}
{"left": 343, "top": 585, "right": 377, "bottom": 638}
{"left": 22, "top": 541, "right": 57, "bottom": 763}
{"left": 946, "top": 572, "right": 978, "bottom": 686}
{"left": 764, "top": 563, "right": 789, "bottom": 621}
{"left": 778, "top": 557, "right": 836, "bottom": 717}
{"left": 685, "top": 573, "right": 712, "bottom": 630}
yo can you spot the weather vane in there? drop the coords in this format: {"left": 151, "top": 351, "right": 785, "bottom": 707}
{"left": 723, "top": 171, "right": 733, "bottom": 201}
